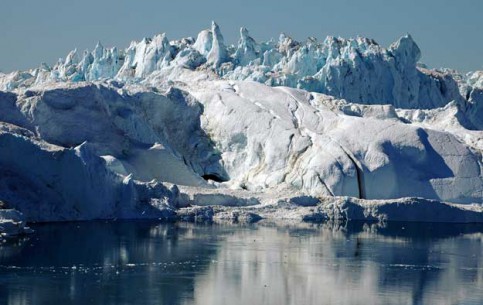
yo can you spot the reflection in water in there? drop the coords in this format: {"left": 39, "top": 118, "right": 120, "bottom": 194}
{"left": 0, "top": 221, "right": 482, "bottom": 305}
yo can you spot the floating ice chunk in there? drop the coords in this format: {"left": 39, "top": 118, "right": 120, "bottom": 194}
{"left": 0, "top": 209, "right": 32, "bottom": 238}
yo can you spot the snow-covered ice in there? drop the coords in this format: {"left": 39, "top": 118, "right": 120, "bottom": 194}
{"left": 0, "top": 23, "right": 481, "bottom": 223}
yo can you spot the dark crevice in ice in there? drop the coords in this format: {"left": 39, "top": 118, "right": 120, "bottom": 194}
{"left": 202, "top": 174, "right": 228, "bottom": 183}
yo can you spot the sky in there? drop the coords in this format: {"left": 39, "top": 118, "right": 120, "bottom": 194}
{"left": 1, "top": 0, "right": 482, "bottom": 73}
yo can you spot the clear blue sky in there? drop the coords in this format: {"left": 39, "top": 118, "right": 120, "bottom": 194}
{"left": 1, "top": 0, "right": 482, "bottom": 73}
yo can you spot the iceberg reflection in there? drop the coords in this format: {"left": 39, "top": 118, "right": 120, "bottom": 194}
{"left": 0, "top": 221, "right": 482, "bottom": 305}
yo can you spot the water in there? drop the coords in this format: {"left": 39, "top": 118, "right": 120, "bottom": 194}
{"left": 0, "top": 221, "right": 482, "bottom": 305}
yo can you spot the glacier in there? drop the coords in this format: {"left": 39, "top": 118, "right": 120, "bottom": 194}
{"left": 0, "top": 22, "right": 482, "bottom": 227}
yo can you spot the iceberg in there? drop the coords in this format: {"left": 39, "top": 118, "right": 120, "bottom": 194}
{"left": 0, "top": 23, "right": 481, "bottom": 223}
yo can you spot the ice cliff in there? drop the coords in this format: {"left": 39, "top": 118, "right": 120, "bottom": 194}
{"left": 0, "top": 22, "right": 482, "bottom": 224}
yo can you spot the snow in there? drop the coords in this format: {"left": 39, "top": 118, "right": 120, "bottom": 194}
{"left": 0, "top": 23, "right": 481, "bottom": 223}
{"left": 189, "top": 81, "right": 482, "bottom": 204}
{"left": 0, "top": 122, "right": 178, "bottom": 222}
{"left": 467, "top": 71, "right": 483, "bottom": 89}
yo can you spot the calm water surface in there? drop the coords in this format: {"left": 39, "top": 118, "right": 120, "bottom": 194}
{"left": 0, "top": 221, "right": 482, "bottom": 305}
